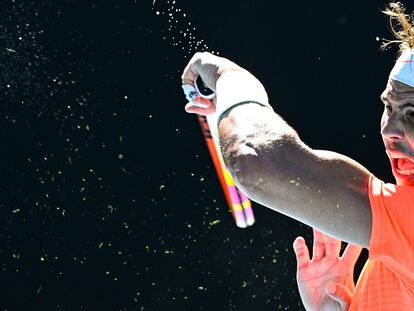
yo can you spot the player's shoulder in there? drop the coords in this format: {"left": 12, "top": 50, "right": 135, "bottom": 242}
{"left": 369, "top": 174, "right": 414, "bottom": 201}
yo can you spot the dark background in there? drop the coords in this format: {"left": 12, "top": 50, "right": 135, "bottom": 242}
{"left": 0, "top": 0, "right": 402, "bottom": 310}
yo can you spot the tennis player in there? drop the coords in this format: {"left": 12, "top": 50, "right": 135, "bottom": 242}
{"left": 182, "top": 3, "right": 414, "bottom": 309}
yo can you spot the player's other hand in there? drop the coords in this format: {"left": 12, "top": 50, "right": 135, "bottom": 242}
{"left": 293, "top": 229, "right": 362, "bottom": 311}
{"left": 181, "top": 52, "right": 242, "bottom": 115}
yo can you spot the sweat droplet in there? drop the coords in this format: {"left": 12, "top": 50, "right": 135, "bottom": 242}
{"left": 151, "top": 0, "right": 211, "bottom": 56}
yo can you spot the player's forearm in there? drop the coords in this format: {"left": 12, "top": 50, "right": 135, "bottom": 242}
{"left": 217, "top": 103, "right": 301, "bottom": 191}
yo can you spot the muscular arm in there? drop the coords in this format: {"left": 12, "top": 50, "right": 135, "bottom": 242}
{"left": 218, "top": 103, "right": 372, "bottom": 248}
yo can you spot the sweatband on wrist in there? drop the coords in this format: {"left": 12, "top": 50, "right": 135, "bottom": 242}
{"left": 215, "top": 70, "right": 273, "bottom": 126}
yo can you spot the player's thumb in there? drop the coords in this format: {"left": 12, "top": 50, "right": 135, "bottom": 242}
{"left": 324, "top": 283, "right": 353, "bottom": 311}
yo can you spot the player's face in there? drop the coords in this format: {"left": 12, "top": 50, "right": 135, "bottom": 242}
{"left": 381, "top": 79, "right": 414, "bottom": 186}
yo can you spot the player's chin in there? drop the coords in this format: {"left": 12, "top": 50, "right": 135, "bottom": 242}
{"left": 394, "top": 171, "right": 414, "bottom": 186}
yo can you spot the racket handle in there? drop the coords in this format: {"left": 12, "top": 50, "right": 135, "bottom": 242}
{"left": 195, "top": 76, "right": 215, "bottom": 99}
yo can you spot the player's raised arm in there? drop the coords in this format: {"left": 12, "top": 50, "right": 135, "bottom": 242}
{"left": 182, "top": 52, "right": 372, "bottom": 248}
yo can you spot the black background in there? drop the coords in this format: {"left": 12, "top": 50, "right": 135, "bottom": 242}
{"left": 0, "top": 0, "right": 401, "bottom": 310}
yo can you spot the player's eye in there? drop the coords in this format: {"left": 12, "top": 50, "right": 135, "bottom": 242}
{"left": 406, "top": 109, "right": 414, "bottom": 119}
{"left": 385, "top": 105, "right": 393, "bottom": 115}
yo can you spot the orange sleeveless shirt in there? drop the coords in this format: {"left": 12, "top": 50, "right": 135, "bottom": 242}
{"left": 348, "top": 174, "right": 414, "bottom": 310}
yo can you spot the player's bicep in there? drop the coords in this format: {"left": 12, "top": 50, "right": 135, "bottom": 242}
{"left": 235, "top": 144, "right": 372, "bottom": 248}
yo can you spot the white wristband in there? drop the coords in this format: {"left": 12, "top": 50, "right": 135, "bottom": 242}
{"left": 215, "top": 70, "right": 273, "bottom": 124}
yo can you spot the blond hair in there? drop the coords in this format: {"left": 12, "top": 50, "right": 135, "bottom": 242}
{"left": 382, "top": 2, "right": 414, "bottom": 51}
